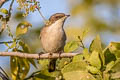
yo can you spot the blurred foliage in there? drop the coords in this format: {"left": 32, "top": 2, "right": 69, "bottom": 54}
{"left": 68, "top": 0, "right": 120, "bottom": 34}
{"left": 16, "top": 21, "right": 32, "bottom": 37}
{"left": 14, "top": 12, "right": 25, "bottom": 21}
{"left": 17, "top": 0, "right": 41, "bottom": 17}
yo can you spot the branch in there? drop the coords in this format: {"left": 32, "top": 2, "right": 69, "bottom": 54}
{"left": 37, "top": 8, "right": 47, "bottom": 22}
{"left": 0, "top": 52, "right": 80, "bottom": 59}
{"left": 0, "top": 41, "right": 13, "bottom": 44}
{"left": 7, "top": 0, "right": 14, "bottom": 20}
{"left": 0, "top": 0, "right": 14, "bottom": 34}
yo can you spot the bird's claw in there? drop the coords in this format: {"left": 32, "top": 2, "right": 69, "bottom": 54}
{"left": 48, "top": 53, "right": 52, "bottom": 59}
{"left": 38, "top": 52, "right": 44, "bottom": 59}
{"left": 58, "top": 51, "right": 62, "bottom": 59}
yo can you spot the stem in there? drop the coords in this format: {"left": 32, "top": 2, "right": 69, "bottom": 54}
{"left": 78, "top": 36, "right": 85, "bottom": 48}
{"left": 37, "top": 8, "right": 47, "bottom": 24}
{"left": 8, "top": 0, "right": 14, "bottom": 18}
{"left": 0, "top": 41, "right": 13, "bottom": 44}
{"left": 0, "top": 66, "right": 9, "bottom": 79}
{"left": 0, "top": 52, "right": 80, "bottom": 59}
{"left": 24, "top": 71, "right": 41, "bottom": 80}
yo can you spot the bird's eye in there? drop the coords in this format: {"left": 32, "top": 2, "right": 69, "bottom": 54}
{"left": 56, "top": 16, "right": 59, "bottom": 19}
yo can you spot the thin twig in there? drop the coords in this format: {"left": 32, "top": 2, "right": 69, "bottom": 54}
{"left": 8, "top": 0, "right": 14, "bottom": 19}
{"left": 0, "top": 52, "right": 80, "bottom": 59}
{"left": 36, "top": 8, "right": 47, "bottom": 24}
{"left": 0, "top": 41, "right": 13, "bottom": 44}
{"left": 24, "top": 71, "right": 41, "bottom": 80}
{"left": 0, "top": 72, "right": 9, "bottom": 80}
{"left": 0, "top": 66, "right": 9, "bottom": 80}
{"left": 78, "top": 36, "right": 85, "bottom": 48}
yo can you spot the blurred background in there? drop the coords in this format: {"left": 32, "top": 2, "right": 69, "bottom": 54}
{"left": 0, "top": 0, "right": 120, "bottom": 76}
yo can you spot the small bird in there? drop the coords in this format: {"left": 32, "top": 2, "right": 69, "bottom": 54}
{"left": 40, "top": 13, "right": 70, "bottom": 72}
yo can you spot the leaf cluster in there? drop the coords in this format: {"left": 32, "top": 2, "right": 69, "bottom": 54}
{"left": 24, "top": 35, "right": 120, "bottom": 80}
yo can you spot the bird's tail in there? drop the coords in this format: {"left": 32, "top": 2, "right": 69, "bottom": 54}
{"left": 48, "top": 59, "right": 57, "bottom": 72}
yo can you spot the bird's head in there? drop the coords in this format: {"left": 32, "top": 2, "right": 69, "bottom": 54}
{"left": 49, "top": 13, "right": 70, "bottom": 22}
{"left": 46, "top": 13, "right": 70, "bottom": 26}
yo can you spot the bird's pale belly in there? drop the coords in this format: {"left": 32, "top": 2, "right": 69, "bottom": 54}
{"left": 41, "top": 29, "right": 66, "bottom": 53}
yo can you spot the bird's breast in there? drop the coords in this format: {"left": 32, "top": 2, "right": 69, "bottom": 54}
{"left": 41, "top": 26, "right": 66, "bottom": 53}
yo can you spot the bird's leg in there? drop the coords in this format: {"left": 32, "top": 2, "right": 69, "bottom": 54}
{"left": 38, "top": 52, "right": 44, "bottom": 59}
{"left": 58, "top": 51, "right": 63, "bottom": 60}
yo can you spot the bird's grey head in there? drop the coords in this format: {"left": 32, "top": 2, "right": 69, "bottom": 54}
{"left": 49, "top": 13, "right": 70, "bottom": 23}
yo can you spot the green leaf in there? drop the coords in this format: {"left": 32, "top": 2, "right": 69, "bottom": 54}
{"left": 57, "top": 58, "right": 71, "bottom": 70}
{"left": 89, "top": 35, "right": 105, "bottom": 65}
{"left": 0, "top": 8, "right": 8, "bottom": 14}
{"left": 4, "top": 42, "right": 10, "bottom": 48}
{"left": 89, "top": 51, "right": 101, "bottom": 69}
{"left": 83, "top": 48, "right": 90, "bottom": 61}
{"left": 28, "top": 59, "right": 37, "bottom": 68}
{"left": 86, "top": 66, "right": 100, "bottom": 74}
{"left": 108, "top": 42, "right": 120, "bottom": 58}
{"left": 17, "top": 58, "right": 30, "bottom": 79}
{"left": 33, "top": 70, "right": 59, "bottom": 80}
{"left": 19, "top": 41, "right": 37, "bottom": 68}
{"left": 38, "top": 59, "right": 49, "bottom": 70}
{"left": 105, "top": 61, "right": 115, "bottom": 72}
{"left": 10, "top": 57, "right": 30, "bottom": 80}
{"left": 103, "top": 73, "right": 110, "bottom": 80}
{"left": 16, "top": 21, "right": 32, "bottom": 37}
{"left": 63, "top": 71, "right": 96, "bottom": 80}
{"left": 62, "top": 61, "right": 88, "bottom": 74}
{"left": 103, "top": 48, "right": 116, "bottom": 64}
{"left": 109, "top": 42, "right": 120, "bottom": 50}
{"left": 111, "top": 59, "right": 120, "bottom": 72}
{"left": 72, "top": 54, "right": 84, "bottom": 62}
{"left": 78, "top": 28, "right": 88, "bottom": 41}
{"left": 10, "top": 57, "right": 19, "bottom": 80}
{"left": 89, "top": 35, "right": 102, "bottom": 52}
{"left": 19, "top": 41, "right": 30, "bottom": 53}
{"left": 64, "top": 41, "right": 80, "bottom": 52}
{"left": 10, "top": 42, "right": 16, "bottom": 48}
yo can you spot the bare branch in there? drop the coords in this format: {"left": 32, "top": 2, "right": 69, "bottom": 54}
{"left": 7, "top": 0, "right": 14, "bottom": 21}
{"left": 0, "top": 41, "right": 13, "bottom": 44}
{"left": 0, "top": 52, "right": 80, "bottom": 59}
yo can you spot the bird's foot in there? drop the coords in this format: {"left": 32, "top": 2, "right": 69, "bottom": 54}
{"left": 48, "top": 53, "right": 53, "bottom": 59}
{"left": 58, "top": 51, "right": 62, "bottom": 60}
{"left": 38, "top": 52, "right": 44, "bottom": 59}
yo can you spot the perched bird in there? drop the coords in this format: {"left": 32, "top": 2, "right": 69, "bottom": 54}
{"left": 40, "top": 13, "right": 70, "bottom": 72}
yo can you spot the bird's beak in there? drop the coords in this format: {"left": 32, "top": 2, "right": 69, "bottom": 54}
{"left": 66, "top": 15, "right": 70, "bottom": 17}
{"left": 62, "top": 14, "right": 70, "bottom": 20}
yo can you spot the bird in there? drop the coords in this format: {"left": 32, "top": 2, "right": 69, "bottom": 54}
{"left": 40, "top": 13, "right": 70, "bottom": 72}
